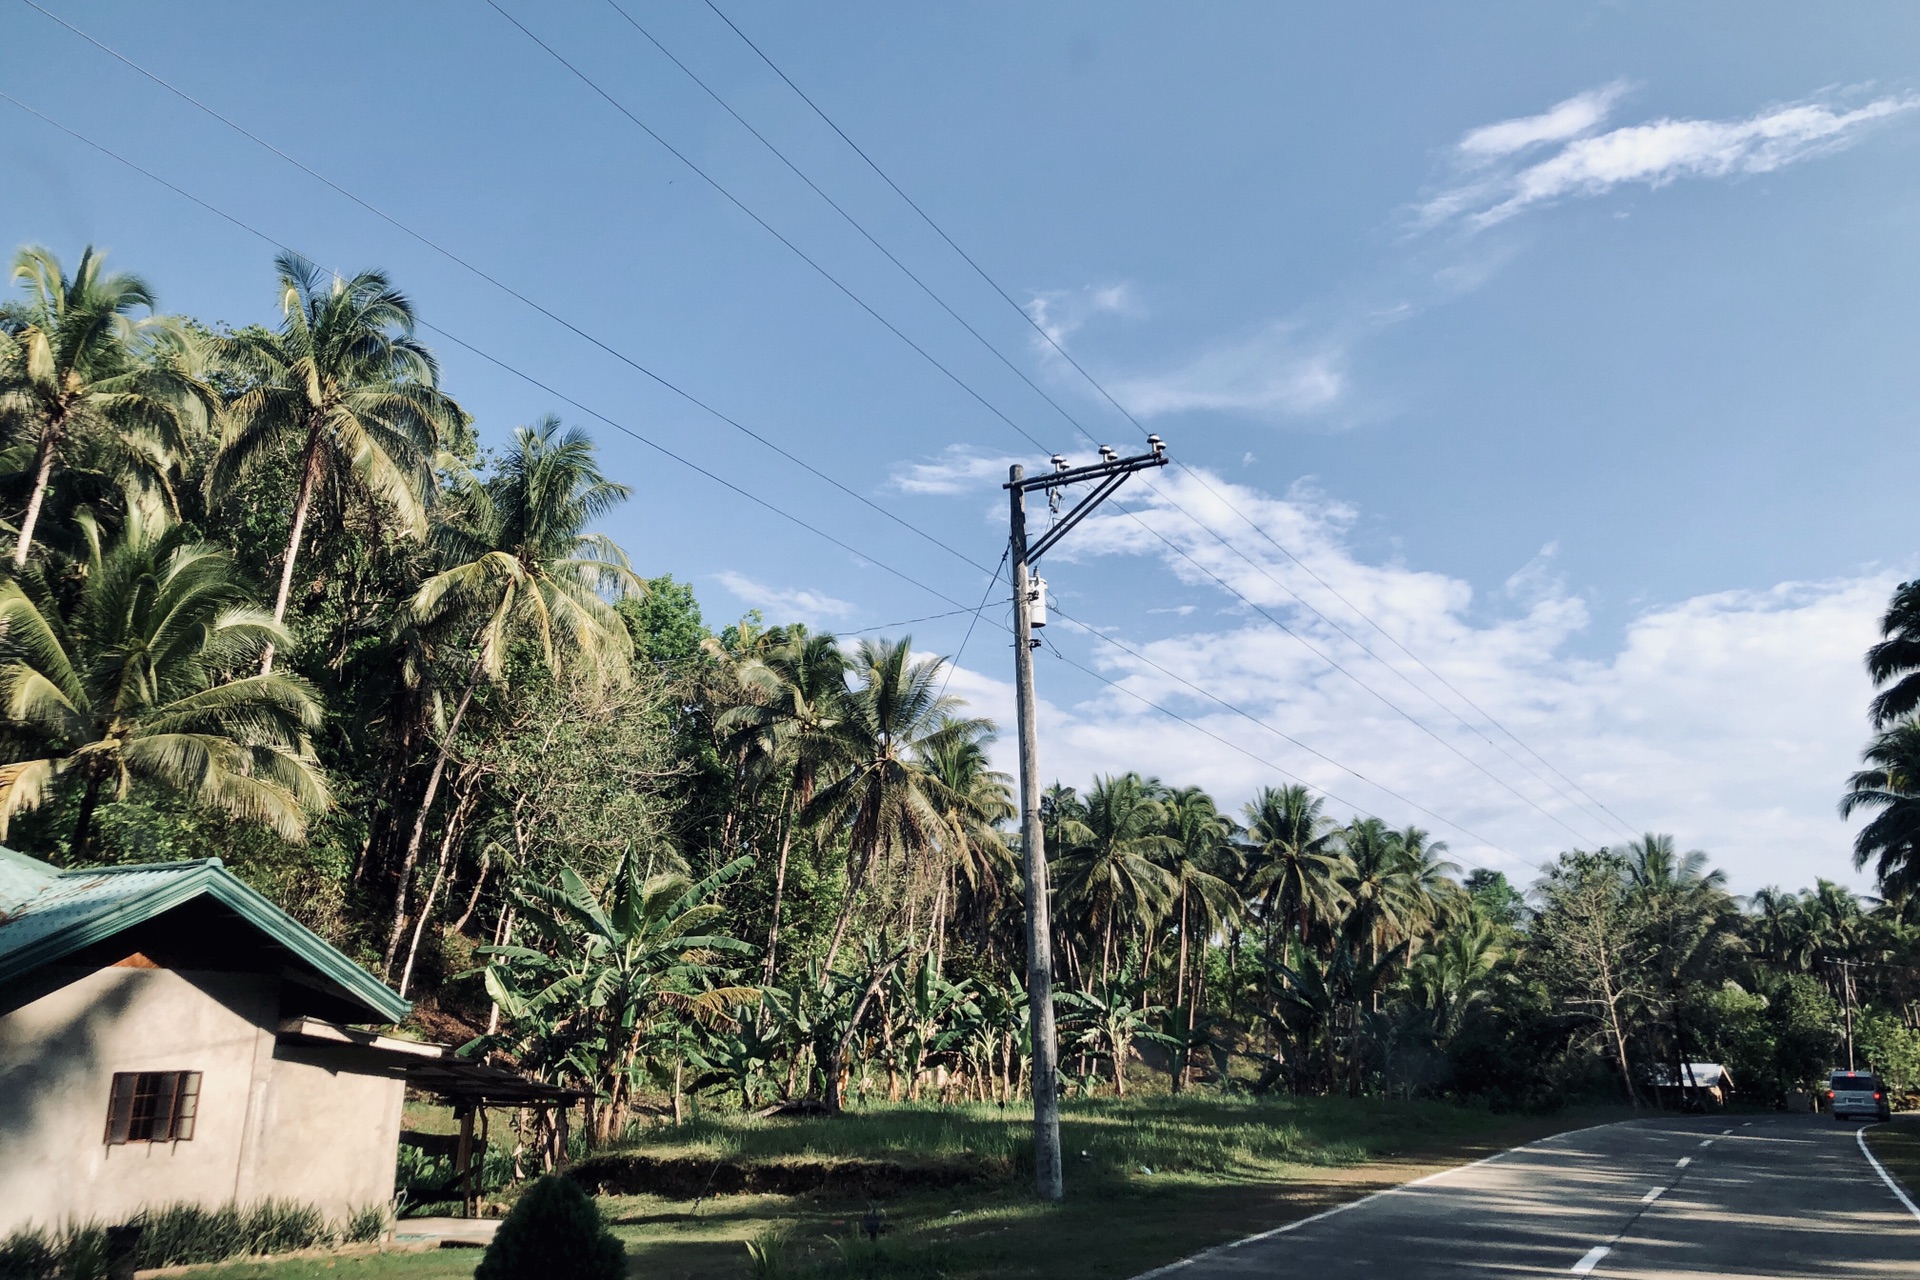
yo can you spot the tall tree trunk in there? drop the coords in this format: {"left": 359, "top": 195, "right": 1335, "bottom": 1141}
{"left": 398, "top": 767, "right": 479, "bottom": 998}
{"left": 821, "top": 839, "right": 878, "bottom": 976}
{"left": 68, "top": 762, "right": 105, "bottom": 865}
{"left": 1172, "top": 883, "right": 1190, "bottom": 1093}
{"left": 384, "top": 665, "right": 483, "bottom": 977}
{"left": 761, "top": 787, "right": 797, "bottom": 983}
{"left": 13, "top": 427, "right": 60, "bottom": 569}
{"left": 452, "top": 843, "right": 491, "bottom": 933}
{"left": 261, "top": 425, "right": 324, "bottom": 674}
{"left": 487, "top": 907, "right": 514, "bottom": 1036}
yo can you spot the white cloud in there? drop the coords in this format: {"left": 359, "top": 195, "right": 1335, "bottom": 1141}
{"left": 713, "top": 571, "right": 857, "bottom": 624}
{"left": 1458, "top": 84, "right": 1629, "bottom": 162}
{"left": 888, "top": 445, "right": 1028, "bottom": 495}
{"left": 1025, "top": 282, "right": 1142, "bottom": 350}
{"left": 947, "top": 466, "right": 1897, "bottom": 892}
{"left": 1426, "top": 90, "right": 1920, "bottom": 229}
{"left": 1108, "top": 322, "right": 1347, "bottom": 420}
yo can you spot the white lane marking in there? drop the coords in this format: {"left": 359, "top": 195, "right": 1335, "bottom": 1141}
{"left": 1742, "top": 1121, "right": 1753, "bottom": 1127}
{"left": 1571, "top": 1245, "right": 1610, "bottom": 1275}
{"left": 1857, "top": 1124, "right": 1920, "bottom": 1225}
{"left": 1641, "top": 1185, "right": 1666, "bottom": 1204}
{"left": 1127, "top": 1120, "right": 1631, "bottom": 1279}
{"left": 1721, "top": 1128, "right": 1733, "bottom": 1135}
{"left": 1699, "top": 1139, "right": 1714, "bottom": 1147}
{"left": 1675, "top": 1157, "right": 1691, "bottom": 1168}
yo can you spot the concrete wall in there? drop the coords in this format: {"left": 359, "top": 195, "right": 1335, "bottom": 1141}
{"left": 0, "top": 965, "right": 404, "bottom": 1235}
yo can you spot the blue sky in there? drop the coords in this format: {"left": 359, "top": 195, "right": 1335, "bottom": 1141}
{"left": 4, "top": 1, "right": 1918, "bottom": 889}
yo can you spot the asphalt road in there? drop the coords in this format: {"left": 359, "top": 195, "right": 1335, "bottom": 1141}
{"left": 1145, "top": 1114, "right": 1920, "bottom": 1278}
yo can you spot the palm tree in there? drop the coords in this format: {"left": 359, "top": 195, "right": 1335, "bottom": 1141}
{"left": 1392, "top": 826, "right": 1464, "bottom": 943}
{"left": 1339, "top": 819, "right": 1419, "bottom": 1008}
{"left": 720, "top": 629, "right": 849, "bottom": 982}
{"left": 0, "top": 502, "right": 327, "bottom": 859}
{"left": 1243, "top": 784, "right": 1348, "bottom": 961}
{"left": 1053, "top": 772, "right": 1175, "bottom": 984}
{"left": 803, "top": 637, "right": 975, "bottom": 974}
{"left": 210, "top": 252, "right": 460, "bottom": 670}
{"left": 922, "top": 723, "right": 1017, "bottom": 960}
{"left": 0, "top": 245, "right": 212, "bottom": 567}
{"left": 1867, "top": 583, "right": 1920, "bottom": 727}
{"left": 1157, "top": 786, "right": 1240, "bottom": 1089}
{"left": 1843, "top": 722, "right": 1920, "bottom": 903}
{"left": 389, "top": 417, "right": 640, "bottom": 973}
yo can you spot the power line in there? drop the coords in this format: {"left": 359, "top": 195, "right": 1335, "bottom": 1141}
{"left": 25, "top": 0, "right": 1614, "bottom": 844}
{"left": 1043, "top": 603, "right": 1514, "bottom": 854}
{"left": 694, "top": 0, "right": 1640, "bottom": 841}
{"left": 0, "top": 89, "right": 987, "bottom": 622}
{"left": 0, "top": 90, "right": 1529, "bottom": 857}
{"left": 13, "top": 0, "right": 998, "bottom": 587}
{"left": 476, "top": 0, "right": 1610, "bottom": 846}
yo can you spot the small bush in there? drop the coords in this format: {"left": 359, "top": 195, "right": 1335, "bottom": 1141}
{"left": 0, "top": 1199, "right": 386, "bottom": 1279}
{"left": 474, "top": 1176, "right": 624, "bottom": 1280}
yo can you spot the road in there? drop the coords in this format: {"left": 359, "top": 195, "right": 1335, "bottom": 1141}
{"left": 1143, "top": 1114, "right": 1920, "bottom": 1278}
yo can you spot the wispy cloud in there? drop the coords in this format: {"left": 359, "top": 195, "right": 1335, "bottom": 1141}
{"left": 1458, "top": 84, "right": 1629, "bottom": 162}
{"left": 947, "top": 464, "right": 1896, "bottom": 890}
{"left": 713, "top": 571, "right": 856, "bottom": 624}
{"left": 1107, "top": 322, "right": 1347, "bottom": 420}
{"left": 1025, "top": 283, "right": 1142, "bottom": 350}
{"left": 1425, "top": 88, "right": 1919, "bottom": 229}
{"left": 887, "top": 444, "right": 1027, "bottom": 495}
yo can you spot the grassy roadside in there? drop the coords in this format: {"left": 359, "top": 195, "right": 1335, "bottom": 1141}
{"left": 1866, "top": 1115, "right": 1920, "bottom": 1202}
{"left": 167, "top": 1097, "right": 1621, "bottom": 1280}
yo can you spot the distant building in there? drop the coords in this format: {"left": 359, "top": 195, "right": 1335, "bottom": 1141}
{"left": 0, "top": 848, "right": 435, "bottom": 1234}
{"left": 1648, "top": 1062, "right": 1735, "bottom": 1108}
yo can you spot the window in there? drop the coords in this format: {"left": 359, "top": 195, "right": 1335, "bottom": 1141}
{"left": 104, "top": 1071, "right": 201, "bottom": 1144}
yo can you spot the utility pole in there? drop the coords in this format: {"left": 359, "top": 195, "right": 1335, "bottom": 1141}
{"left": 1840, "top": 959, "right": 1859, "bottom": 1072}
{"left": 1007, "top": 437, "right": 1168, "bottom": 1202}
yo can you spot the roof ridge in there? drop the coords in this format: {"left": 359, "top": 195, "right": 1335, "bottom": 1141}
{"left": 63, "top": 858, "right": 223, "bottom": 876}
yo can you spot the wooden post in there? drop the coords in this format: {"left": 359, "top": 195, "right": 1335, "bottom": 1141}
{"left": 454, "top": 1104, "right": 475, "bottom": 1218}
{"left": 453, "top": 1105, "right": 476, "bottom": 1220}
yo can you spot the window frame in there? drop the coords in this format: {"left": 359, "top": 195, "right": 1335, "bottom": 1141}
{"left": 104, "top": 1070, "right": 202, "bottom": 1145}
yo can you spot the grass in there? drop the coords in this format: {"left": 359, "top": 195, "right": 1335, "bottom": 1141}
{"left": 160, "top": 1095, "right": 1618, "bottom": 1280}
{"left": 1866, "top": 1115, "right": 1920, "bottom": 1202}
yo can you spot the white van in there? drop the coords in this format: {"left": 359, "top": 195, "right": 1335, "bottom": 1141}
{"left": 1828, "top": 1071, "right": 1892, "bottom": 1122}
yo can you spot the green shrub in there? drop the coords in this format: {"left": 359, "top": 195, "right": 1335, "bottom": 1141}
{"left": 0, "top": 1199, "right": 382, "bottom": 1278}
{"left": 474, "top": 1176, "right": 624, "bottom": 1280}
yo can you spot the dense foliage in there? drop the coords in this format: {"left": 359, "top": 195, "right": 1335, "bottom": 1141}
{"left": 8, "top": 243, "right": 1920, "bottom": 1175}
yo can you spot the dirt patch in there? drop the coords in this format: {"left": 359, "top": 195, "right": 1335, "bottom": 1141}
{"left": 565, "top": 1152, "right": 1003, "bottom": 1200}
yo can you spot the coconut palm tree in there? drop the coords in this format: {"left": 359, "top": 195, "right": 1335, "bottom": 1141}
{"left": 1843, "top": 722, "right": 1920, "bottom": 904}
{"left": 720, "top": 629, "right": 850, "bottom": 982}
{"left": 1867, "top": 582, "right": 1920, "bottom": 727}
{"left": 1157, "top": 786, "right": 1240, "bottom": 1089}
{"left": 922, "top": 723, "right": 1017, "bottom": 959}
{"left": 1053, "top": 772, "right": 1176, "bottom": 984}
{"left": 388, "top": 417, "right": 640, "bottom": 973}
{"left": 0, "top": 501, "right": 327, "bottom": 859}
{"left": 1392, "top": 826, "right": 1465, "bottom": 942}
{"left": 1339, "top": 818, "right": 1417, "bottom": 984}
{"left": 210, "top": 252, "right": 460, "bottom": 670}
{"left": 0, "top": 245, "right": 212, "bottom": 568}
{"left": 1243, "top": 784, "right": 1349, "bottom": 961}
{"left": 803, "top": 637, "right": 976, "bottom": 975}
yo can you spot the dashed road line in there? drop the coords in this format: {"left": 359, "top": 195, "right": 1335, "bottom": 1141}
{"left": 1675, "top": 1157, "right": 1691, "bottom": 1168}
{"left": 1641, "top": 1186, "right": 1667, "bottom": 1204}
{"left": 1571, "top": 1244, "right": 1610, "bottom": 1275}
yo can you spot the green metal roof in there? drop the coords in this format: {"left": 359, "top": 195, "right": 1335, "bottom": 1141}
{"left": 0, "top": 847, "right": 409, "bottom": 1023}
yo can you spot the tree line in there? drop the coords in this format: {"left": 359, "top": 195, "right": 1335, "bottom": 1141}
{"left": 7, "top": 244, "right": 1920, "bottom": 1152}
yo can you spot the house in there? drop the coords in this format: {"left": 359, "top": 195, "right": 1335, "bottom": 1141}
{"left": 0, "top": 847, "right": 438, "bottom": 1235}
{"left": 1648, "top": 1062, "right": 1735, "bottom": 1108}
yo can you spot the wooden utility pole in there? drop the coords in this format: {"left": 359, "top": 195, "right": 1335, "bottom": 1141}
{"left": 1006, "top": 438, "right": 1167, "bottom": 1202}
